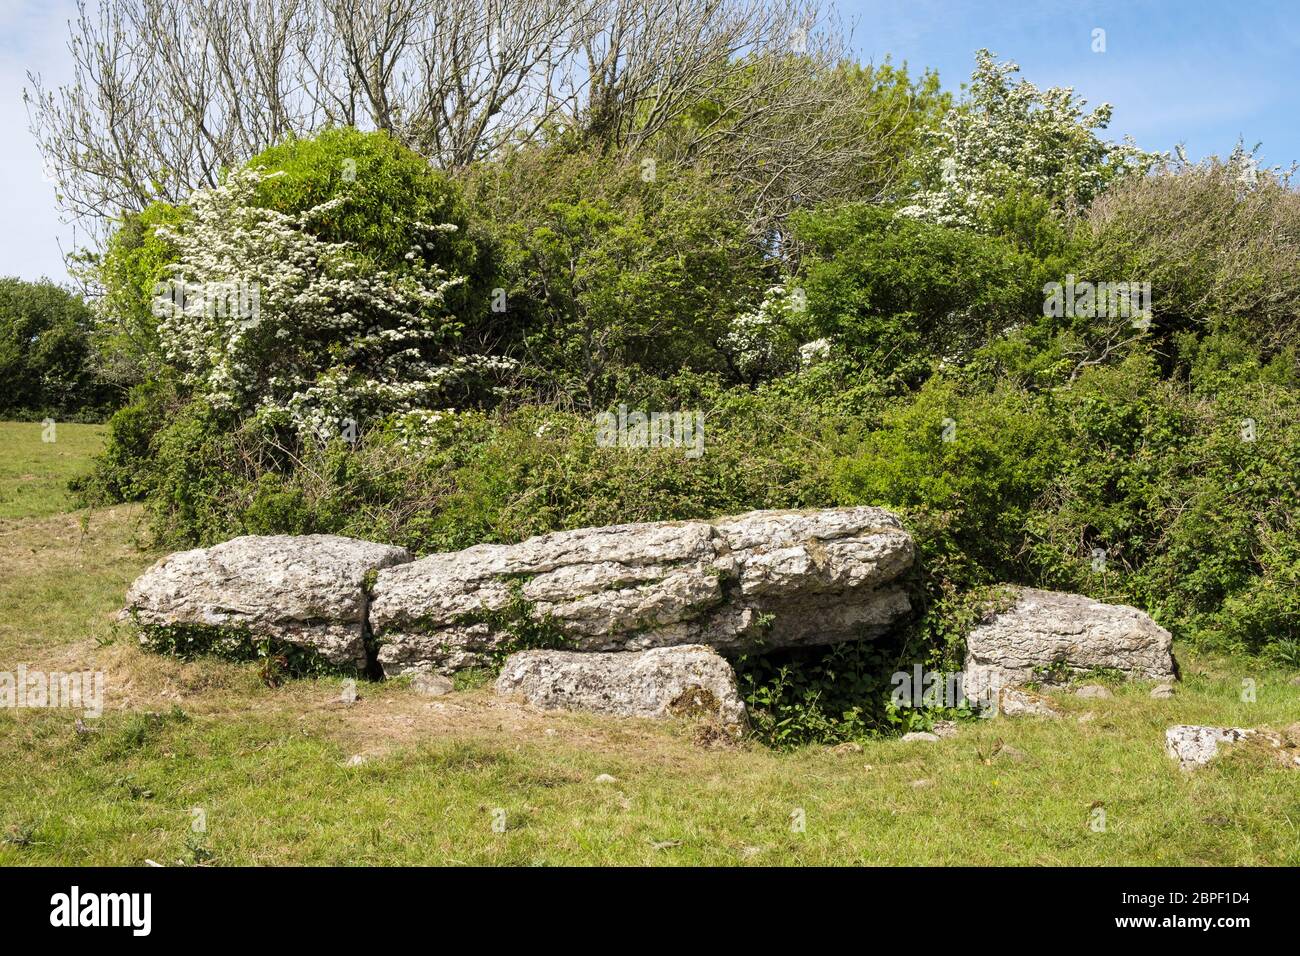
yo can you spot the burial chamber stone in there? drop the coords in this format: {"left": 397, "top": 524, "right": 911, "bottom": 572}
{"left": 124, "top": 534, "right": 412, "bottom": 669}
{"left": 961, "top": 586, "right": 1177, "bottom": 698}
{"left": 495, "top": 645, "right": 748, "bottom": 727}
{"left": 369, "top": 507, "right": 915, "bottom": 676}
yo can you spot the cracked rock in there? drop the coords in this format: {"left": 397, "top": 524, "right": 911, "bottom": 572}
{"left": 125, "top": 534, "right": 411, "bottom": 669}
{"left": 963, "top": 587, "right": 1176, "bottom": 699}
{"left": 1165, "top": 725, "right": 1258, "bottom": 770}
{"left": 1166, "top": 724, "right": 1300, "bottom": 771}
{"left": 372, "top": 507, "right": 914, "bottom": 676}
{"left": 494, "top": 644, "right": 747, "bottom": 727}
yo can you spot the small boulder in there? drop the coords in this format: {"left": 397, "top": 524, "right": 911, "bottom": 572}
{"left": 495, "top": 644, "right": 746, "bottom": 728}
{"left": 931, "top": 720, "right": 960, "bottom": 739}
{"left": 991, "top": 741, "right": 1029, "bottom": 763}
{"left": 1150, "top": 683, "right": 1176, "bottom": 699}
{"left": 1165, "top": 725, "right": 1256, "bottom": 771}
{"left": 410, "top": 672, "right": 454, "bottom": 697}
{"left": 996, "top": 687, "right": 1059, "bottom": 718}
{"left": 900, "top": 731, "right": 941, "bottom": 743}
{"left": 963, "top": 587, "right": 1176, "bottom": 698}
{"left": 1075, "top": 684, "right": 1113, "bottom": 699}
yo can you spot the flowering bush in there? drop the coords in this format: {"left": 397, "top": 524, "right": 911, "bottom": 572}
{"left": 721, "top": 285, "right": 808, "bottom": 380}
{"left": 153, "top": 166, "right": 511, "bottom": 442}
{"left": 901, "top": 49, "right": 1160, "bottom": 227}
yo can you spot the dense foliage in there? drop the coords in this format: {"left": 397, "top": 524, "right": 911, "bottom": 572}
{"left": 0, "top": 278, "right": 113, "bottom": 419}
{"left": 68, "top": 49, "right": 1300, "bottom": 746}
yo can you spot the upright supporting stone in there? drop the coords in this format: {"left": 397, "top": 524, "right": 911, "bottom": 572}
{"left": 962, "top": 587, "right": 1177, "bottom": 698}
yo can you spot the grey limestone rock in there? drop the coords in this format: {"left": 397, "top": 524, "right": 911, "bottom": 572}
{"left": 125, "top": 534, "right": 411, "bottom": 669}
{"left": 495, "top": 644, "right": 747, "bottom": 726}
{"left": 371, "top": 507, "right": 914, "bottom": 676}
{"left": 962, "top": 587, "right": 1176, "bottom": 700}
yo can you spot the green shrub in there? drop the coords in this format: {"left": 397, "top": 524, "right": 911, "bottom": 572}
{"left": 92, "top": 202, "right": 186, "bottom": 387}
{"left": 73, "top": 378, "right": 178, "bottom": 502}
{"left": 830, "top": 347, "right": 1299, "bottom": 657}
{"left": 465, "top": 146, "right": 769, "bottom": 404}
{"left": 125, "top": 379, "right": 841, "bottom": 552}
{"left": 0, "top": 277, "right": 114, "bottom": 417}
{"left": 247, "top": 127, "right": 494, "bottom": 319}
{"left": 1082, "top": 148, "right": 1300, "bottom": 357}
{"left": 792, "top": 204, "right": 1043, "bottom": 391}
{"left": 137, "top": 620, "right": 349, "bottom": 684}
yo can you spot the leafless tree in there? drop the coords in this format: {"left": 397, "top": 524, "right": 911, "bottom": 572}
{"left": 28, "top": 0, "right": 912, "bottom": 244}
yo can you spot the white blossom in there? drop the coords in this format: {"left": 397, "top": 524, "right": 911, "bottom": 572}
{"left": 154, "top": 167, "right": 510, "bottom": 441}
{"left": 722, "top": 284, "right": 803, "bottom": 378}
{"left": 901, "top": 50, "right": 1161, "bottom": 228}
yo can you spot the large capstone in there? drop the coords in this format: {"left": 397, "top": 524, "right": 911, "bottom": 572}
{"left": 370, "top": 507, "right": 914, "bottom": 676}
{"left": 962, "top": 587, "right": 1177, "bottom": 697}
{"left": 495, "top": 644, "right": 747, "bottom": 727}
{"left": 125, "top": 534, "right": 411, "bottom": 669}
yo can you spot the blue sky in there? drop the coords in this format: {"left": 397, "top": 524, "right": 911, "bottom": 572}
{"left": 843, "top": 0, "right": 1300, "bottom": 169}
{"left": 2, "top": 0, "right": 1297, "bottom": 285}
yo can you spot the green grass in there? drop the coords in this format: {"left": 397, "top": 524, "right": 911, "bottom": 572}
{"left": 0, "top": 421, "right": 105, "bottom": 519}
{"left": 1, "top": 420, "right": 1297, "bottom": 865}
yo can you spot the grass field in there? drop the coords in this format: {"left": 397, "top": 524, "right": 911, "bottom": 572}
{"left": 1, "top": 421, "right": 1297, "bottom": 865}
{"left": 0, "top": 421, "right": 108, "bottom": 520}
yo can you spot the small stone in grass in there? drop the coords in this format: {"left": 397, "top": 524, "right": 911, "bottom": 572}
{"left": 992, "top": 742, "right": 1028, "bottom": 762}
{"left": 595, "top": 773, "right": 619, "bottom": 784}
{"left": 1075, "top": 684, "right": 1113, "bottom": 699}
{"left": 999, "top": 688, "right": 1060, "bottom": 718}
{"left": 411, "top": 672, "right": 454, "bottom": 697}
{"left": 931, "top": 720, "right": 959, "bottom": 739}
{"left": 1150, "top": 683, "right": 1176, "bottom": 699}
{"left": 901, "top": 731, "right": 940, "bottom": 743}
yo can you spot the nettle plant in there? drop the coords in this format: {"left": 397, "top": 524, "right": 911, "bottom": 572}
{"left": 154, "top": 166, "right": 510, "bottom": 443}
{"left": 901, "top": 49, "right": 1160, "bottom": 228}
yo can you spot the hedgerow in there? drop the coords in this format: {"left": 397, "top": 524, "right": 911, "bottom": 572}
{"left": 72, "top": 50, "right": 1300, "bottom": 745}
